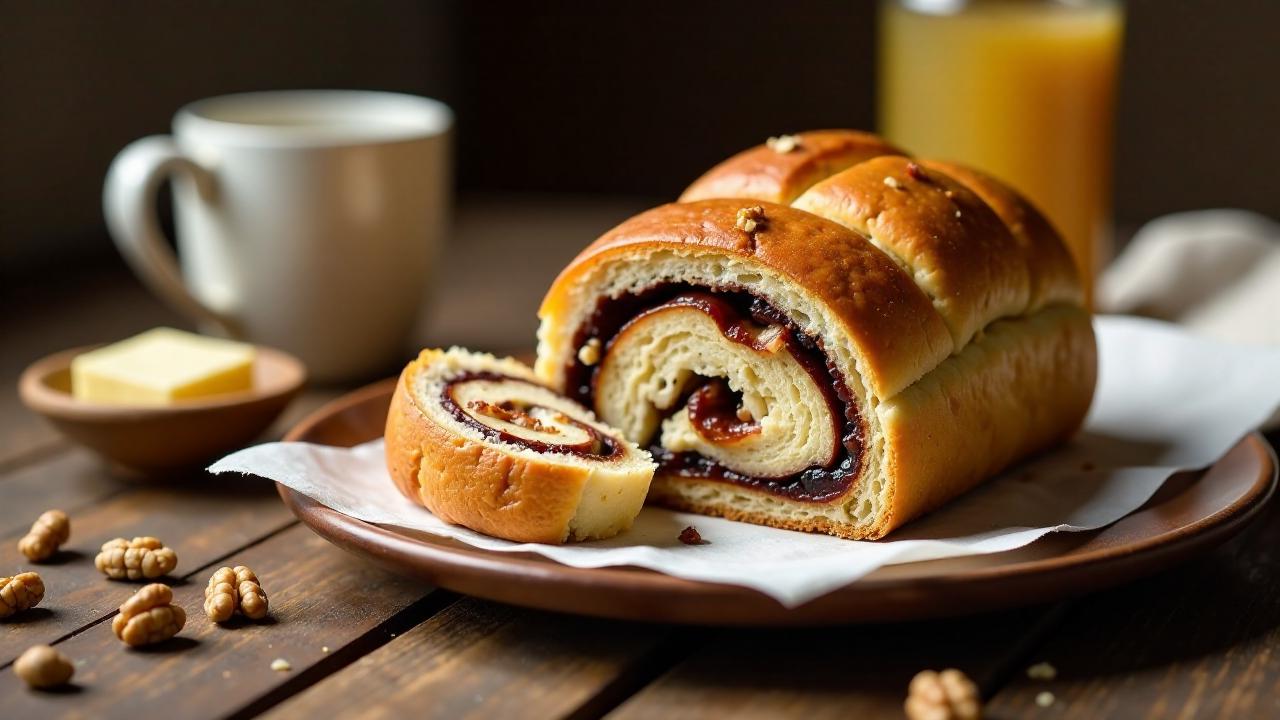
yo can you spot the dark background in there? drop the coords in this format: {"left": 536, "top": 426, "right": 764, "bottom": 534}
{"left": 3, "top": 0, "right": 1278, "bottom": 277}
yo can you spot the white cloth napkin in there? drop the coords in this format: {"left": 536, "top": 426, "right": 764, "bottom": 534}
{"left": 1100, "top": 209, "right": 1280, "bottom": 347}
{"left": 1100, "top": 209, "right": 1280, "bottom": 428}
{"left": 211, "top": 316, "right": 1280, "bottom": 607}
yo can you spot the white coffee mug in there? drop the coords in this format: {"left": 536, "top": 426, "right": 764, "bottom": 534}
{"left": 104, "top": 90, "right": 452, "bottom": 382}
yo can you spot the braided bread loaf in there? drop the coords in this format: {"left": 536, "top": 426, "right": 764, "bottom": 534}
{"left": 536, "top": 130, "right": 1096, "bottom": 539}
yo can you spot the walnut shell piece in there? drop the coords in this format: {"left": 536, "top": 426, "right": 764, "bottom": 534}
{"left": 0, "top": 572, "right": 45, "bottom": 618}
{"left": 905, "top": 668, "right": 982, "bottom": 720}
{"left": 18, "top": 509, "right": 70, "bottom": 562}
{"left": 13, "top": 645, "right": 74, "bottom": 689}
{"left": 112, "top": 583, "right": 186, "bottom": 646}
{"left": 95, "top": 536, "right": 178, "bottom": 580}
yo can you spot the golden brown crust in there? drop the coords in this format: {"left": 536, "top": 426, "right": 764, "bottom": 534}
{"left": 922, "top": 160, "right": 1083, "bottom": 309}
{"left": 793, "top": 156, "right": 1031, "bottom": 347}
{"left": 385, "top": 354, "right": 591, "bottom": 544}
{"left": 679, "top": 130, "right": 906, "bottom": 205}
{"left": 877, "top": 304, "right": 1096, "bottom": 535}
{"left": 541, "top": 199, "right": 953, "bottom": 399}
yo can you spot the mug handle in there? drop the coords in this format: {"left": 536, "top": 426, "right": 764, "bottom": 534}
{"left": 103, "top": 136, "right": 233, "bottom": 333}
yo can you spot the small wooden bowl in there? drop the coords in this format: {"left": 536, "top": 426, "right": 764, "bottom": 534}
{"left": 18, "top": 344, "right": 307, "bottom": 474}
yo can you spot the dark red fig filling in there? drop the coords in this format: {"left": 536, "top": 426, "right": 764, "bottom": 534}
{"left": 441, "top": 372, "right": 624, "bottom": 460}
{"left": 566, "top": 285, "right": 863, "bottom": 502}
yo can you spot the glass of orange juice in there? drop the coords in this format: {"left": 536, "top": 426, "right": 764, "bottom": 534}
{"left": 878, "top": 0, "right": 1124, "bottom": 304}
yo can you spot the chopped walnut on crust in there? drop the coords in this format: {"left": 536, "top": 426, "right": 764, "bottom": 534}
{"left": 577, "top": 338, "right": 602, "bottom": 366}
{"left": 678, "top": 526, "right": 705, "bottom": 545}
{"left": 905, "top": 668, "right": 981, "bottom": 720}
{"left": 883, "top": 176, "right": 902, "bottom": 189}
{"left": 468, "top": 400, "right": 559, "bottom": 435}
{"left": 765, "top": 134, "right": 801, "bottom": 153}
{"left": 735, "top": 205, "right": 766, "bottom": 234}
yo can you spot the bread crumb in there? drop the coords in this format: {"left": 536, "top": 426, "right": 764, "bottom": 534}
{"left": 955, "top": 210, "right": 962, "bottom": 218}
{"left": 270, "top": 658, "right": 291, "bottom": 672}
{"left": 1027, "top": 662, "right": 1057, "bottom": 680}
{"left": 678, "top": 526, "right": 704, "bottom": 545}
{"left": 577, "top": 338, "right": 602, "bottom": 366}
{"left": 766, "top": 134, "right": 801, "bottom": 153}
{"left": 1035, "top": 691, "right": 1055, "bottom": 707}
{"left": 883, "top": 176, "right": 901, "bottom": 189}
{"left": 321, "top": 646, "right": 330, "bottom": 653}
{"left": 222, "top": 670, "right": 232, "bottom": 679}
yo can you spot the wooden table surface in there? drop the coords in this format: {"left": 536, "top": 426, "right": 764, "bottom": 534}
{"left": 2, "top": 200, "right": 1278, "bottom": 719}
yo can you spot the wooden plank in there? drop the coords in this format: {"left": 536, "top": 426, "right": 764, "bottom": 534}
{"left": 260, "top": 597, "right": 683, "bottom": 720}
{"left": 0, "top": 449, "right": 129, "bottom": 538}
{"left": 0, "top": 523, "right": 437, "bottom": 719}
{"left": 0, "top": 471, "right": 296, "bottom": 666}
{"left": 984, "top": 469, "right": 1280, "bottom": 720}
{"left": 0, "top": 383, "right": 342, "bottom": 546}
{"left": 606, "top": 606, "right": 1067, "bottom": 719}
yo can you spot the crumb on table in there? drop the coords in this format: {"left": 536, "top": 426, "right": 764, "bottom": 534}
{"left": 678, "top": 526, "right": 704, "bottom": 545}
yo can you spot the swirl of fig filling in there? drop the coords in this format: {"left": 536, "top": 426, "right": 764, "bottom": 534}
{"left": 442, "top": 372, "right": 624, "bottom": 460}
{"left": 566, "top": 286, "right": 862, "bottom": 501}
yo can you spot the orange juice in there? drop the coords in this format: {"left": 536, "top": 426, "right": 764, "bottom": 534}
{"left": 879, "top": 0, "right": 1123, "bottom": 303}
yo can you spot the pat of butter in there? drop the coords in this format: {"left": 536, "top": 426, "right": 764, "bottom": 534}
{"left": 71, "top": 328, "right": 255, "bottom": 405}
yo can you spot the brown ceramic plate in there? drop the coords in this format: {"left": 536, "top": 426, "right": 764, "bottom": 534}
{"left": 279, "top": 379, "right": 1276, "bottom": 625}
{"left": 20, "top": 344, "right": 306, "bottom": 474}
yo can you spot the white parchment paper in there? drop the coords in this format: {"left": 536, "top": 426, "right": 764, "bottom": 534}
{"left": 210, "top": 316, "right": 1280, "bottom": 607}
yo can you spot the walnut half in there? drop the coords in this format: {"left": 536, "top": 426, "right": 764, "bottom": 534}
{"left": 905, "top": 668, "right": 982, "bottom": 720}
{"left": 18, "top": 509, "right": 70, "bottom": 562}
{"left": 0, "top": 572, "right": 45, "bottom": 618}
{"left": 95, "top": 536, "right": 178, "bottom": 580}
{"left": 112, "top": 583, "right": 186, "bottom": 646}
{"left": 204, "top": 565, "right": 269, "bottom": 623}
